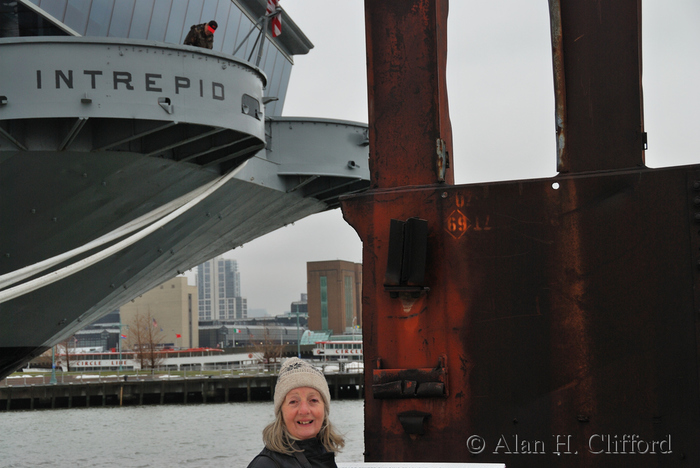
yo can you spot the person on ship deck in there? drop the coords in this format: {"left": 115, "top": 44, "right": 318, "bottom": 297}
{"left": 183, "top": 20, "right": 217, "bottom": 50}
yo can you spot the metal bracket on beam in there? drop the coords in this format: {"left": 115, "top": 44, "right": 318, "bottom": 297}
{"left": 384, "top": 217, "right": 429, "bottom": 298}
{"left": 372, "top": 356, "right": 448, "bottom": 399}
{"left": 436, "top": 138, "right": 449, "bottom": 182}
{"left": 398, "top": 410, "right": 432, "bottom": 436}
{"left": 158, "top": 97, "right": 173, "bottom": 114}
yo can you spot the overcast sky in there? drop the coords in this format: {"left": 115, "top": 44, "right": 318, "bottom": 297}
{"left": 197, "top": 0, "right": 700, "bottom": 316}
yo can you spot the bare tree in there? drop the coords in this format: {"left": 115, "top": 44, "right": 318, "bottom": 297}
{"left": 252, "top": 324, "right": 286, "bottom": 368}
{"left": 56, "top": 336, "right": 77, "bottom": 372}
{"left": 128, "top": 310, "right": 165, "bottom": 370}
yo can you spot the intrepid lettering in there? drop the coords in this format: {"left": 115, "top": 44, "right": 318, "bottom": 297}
{"left": 36, "top": 69, "right": 225, "bottom": 101}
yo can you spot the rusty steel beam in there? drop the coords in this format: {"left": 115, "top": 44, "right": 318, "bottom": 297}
{"left": 549, "top": 0, "right": 645, "bottom": 173}
{"left": 364, "top": 0, "right": 453, "bottom": 188}
{"left": 342, "top": 0, "right": 699, "bottom": 465}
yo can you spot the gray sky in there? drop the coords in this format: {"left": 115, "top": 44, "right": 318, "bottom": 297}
{"left": 203, "top": 0, "right": 700, "bottom": 316}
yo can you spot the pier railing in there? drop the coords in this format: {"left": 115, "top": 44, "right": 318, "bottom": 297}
{"left": 0, "top": 367, "right": 364, "bottom": 411}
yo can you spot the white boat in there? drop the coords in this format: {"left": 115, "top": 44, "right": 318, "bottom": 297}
{"left": 313, "top": 336, "right": 363, "bottom": 361}
{"left": 53, "top": 348, "right": 264, "bottom": 372}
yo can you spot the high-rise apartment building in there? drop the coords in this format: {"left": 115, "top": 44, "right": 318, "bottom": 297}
{"left": 197, "top": 256, "right": 247, "bottom": 321}
{"left": 307, "top": 261, "right": 362, "bottom": 335}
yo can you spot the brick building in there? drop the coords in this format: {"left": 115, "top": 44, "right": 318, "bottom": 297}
{"left": 306, "top": 260, "right": 362, "bottom": 334}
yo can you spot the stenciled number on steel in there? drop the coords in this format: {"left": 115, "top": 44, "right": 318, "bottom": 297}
{"left": 445, "top": 193, "right": 491, "bottom": 239}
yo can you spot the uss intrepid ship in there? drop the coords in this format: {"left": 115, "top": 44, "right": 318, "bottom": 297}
{"left": 0, "top": 0, "right": 369, "bottom": 379}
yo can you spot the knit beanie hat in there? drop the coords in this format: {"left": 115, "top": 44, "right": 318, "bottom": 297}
{"left": 274, "top": 358, "right": 330, "bottom": 414}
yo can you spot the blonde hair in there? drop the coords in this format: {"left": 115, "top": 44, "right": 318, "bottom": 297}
{"left": 262, "top": 403, "right": 345, "bottom": 455}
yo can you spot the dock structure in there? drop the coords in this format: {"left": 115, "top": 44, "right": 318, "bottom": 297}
{"left": 0, "top": 372, "right": 364, "bottom": 411}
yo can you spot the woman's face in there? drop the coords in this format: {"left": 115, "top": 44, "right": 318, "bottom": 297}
{"left": 281, "top": 386, "right": 325, "bottom": 440}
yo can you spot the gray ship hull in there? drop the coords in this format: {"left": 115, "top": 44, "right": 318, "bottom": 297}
{"left": 0, "top": 37, "right": 369, "bottom": 379}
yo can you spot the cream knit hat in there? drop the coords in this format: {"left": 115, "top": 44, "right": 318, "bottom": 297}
{"left": 274, "top": 358, "right": 330, "bottom": 414}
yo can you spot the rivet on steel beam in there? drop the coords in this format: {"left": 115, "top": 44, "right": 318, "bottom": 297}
{"left": 693, "top": 181, "right": 700, "bottom": 191}
{"left": 441, "top": 192, "right": 448, "bottom": 199}
{"left": 30, "top": 209, "right": 36, "bottom": 214}
{"left": 52, "top": 217, "right": 58, "bottom": 222}
{"left": 694, "top": 196, "right": 700, "bottom": 206}
{"left": 577, "top": 415, "right": 590, "bottom": 423}
{"left": 694, "top": 213, "right": 700, "bottom": 223}
{"left": 4, "top": 253, "right": 9, "bottom": 258}
{"left": 696, "top": 259, "right": 700, "bottom": 271}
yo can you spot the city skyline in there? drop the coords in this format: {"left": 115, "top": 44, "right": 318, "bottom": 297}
{"left": 194, "top": 0, "right": 699, "bottom": 316}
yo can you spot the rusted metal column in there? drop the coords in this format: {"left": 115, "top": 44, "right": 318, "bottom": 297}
{"left": 549, "top": 0, "right": 645, "bottom": 173}
{"left": 343, "top": 0, "right": 699, "bottom": 465}
{"left": 364, "top": 0, "right": 454, "bottom": 188}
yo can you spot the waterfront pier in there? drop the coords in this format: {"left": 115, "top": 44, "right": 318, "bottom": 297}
{"left": 0, "top": 371, "right": 364, "bottom": 411}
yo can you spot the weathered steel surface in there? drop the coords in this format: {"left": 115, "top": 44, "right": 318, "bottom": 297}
{"left": 364, "top": 0, "right": 453, "bottom": 188}
{"left": 343, "top": 0, "right": 699, "bottom": 465}
{"left": 549, "top": 0, "right": 645, "bottom": 173}
{"left": 343, "top": 167, "right": 700, "bottom": 465}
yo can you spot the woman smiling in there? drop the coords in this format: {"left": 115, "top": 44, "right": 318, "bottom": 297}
{"left": 247, "top": 358, "right": 345, "bottom": 467}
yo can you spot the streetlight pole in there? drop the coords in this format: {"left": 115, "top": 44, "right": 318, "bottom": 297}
{"left": 50, "top": 345, "right": 57, "bottom": 384}
{"left": 118, "top": 320, "right": 128, "bottom": 374}
{"left": 296, "top": 309, "right": 301, "bottom": 358}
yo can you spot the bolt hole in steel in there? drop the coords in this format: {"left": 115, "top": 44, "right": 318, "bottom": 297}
{"left": 551, "top": 182, "right": 560, "bottom": 190}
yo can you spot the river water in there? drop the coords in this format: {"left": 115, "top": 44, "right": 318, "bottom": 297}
{"left": 0, "top": 399, "right": 364, "bottom": 467}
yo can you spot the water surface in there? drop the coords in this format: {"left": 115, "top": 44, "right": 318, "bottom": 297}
{"left": 1, "top": 400, "right": 364, "bottom": 467}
